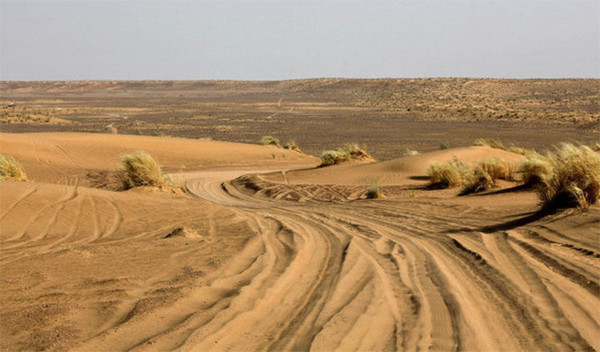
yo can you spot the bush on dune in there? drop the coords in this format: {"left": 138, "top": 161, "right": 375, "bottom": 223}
{"left": 460, "top": 167, "right": 494, "bottom": 195}
{"left": 427, "top": 158, "right": 468, "bottom": 188}
{"left": 474, "top": 138, "right": 506, "bottom": 150}
{"left": 117, "top": 151, "right": 166, "bottom": 190}
{"left": 260, "top": 136, "right": 282, "bottom": 148}
{"left": 284, "top": 140, "right": 302, "bottom": 153}
{"left": 0, "top": 154, "right": 27, "bottom": 182}
{"left": 528, "top": 144, "right": 600, "bottom": 209}
{"left": 320, "top": 143, "right": 374, "bottom": 166}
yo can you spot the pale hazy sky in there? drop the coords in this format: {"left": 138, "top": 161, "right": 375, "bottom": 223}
{"left": 1, "top": 1, "right": 598, "bottom": 80}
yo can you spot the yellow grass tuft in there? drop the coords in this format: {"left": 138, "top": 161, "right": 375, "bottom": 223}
{"left": 474, "top": 138, "right": 506, "bottom": 150}
{"left": 427, "top": 158, "right": 468, "bottom": 188}
{"left": 117, "top": 151, "right": 166, "bottom": 190}
{"left": 0, "top": 154, "right": 27, "bottom": 182}
{"left": 535, "top": 144, "right": 600, "bottom": 209}
{"left": 320, "top": 143, "right": 374, "bottom": 166}
{"left": 260, "top": 135, "right": 282, "bottom": 148}
{"left": 284, "top": 140, "right": 302, "bottom": 153}
{"left": 461, "top": 167, "right": 494, "bottom": 195}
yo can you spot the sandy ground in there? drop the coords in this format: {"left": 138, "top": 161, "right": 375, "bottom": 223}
{"left": 1, "top": 133, "right": 598, "bottom": 351}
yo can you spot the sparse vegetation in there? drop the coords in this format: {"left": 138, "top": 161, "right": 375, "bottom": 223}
{"left": 427, "top": 157, "right": 468, "bottom": 188}
{"left": 284, "top": 140, "right": 302, "bottom": 153}
{"left": 519, "top": 153, "right": 552, "bottom": 186}
{"left": 474, "top": 138, "right": 506, "bottom": 150}
{"left": 524, "top": 144, "right": 600, "bottom": 209}
{"left": 366, "top": 181, "right": 382, "bottom": 199}
{"left": 460, "top": 167, "right": 494, "bottom": 195}
{"left": 320, "top": 143, "right": 374, "bottom": 166}
{"left": 260, "top": 136, "right": 282, "bottom": 148}
{"left": 404, "top": 149, "right": 420, "bottom": 156}
{"left": 439, "top": 142, "right": 450, "bottom": 150}
{"left": 117, "top": 151, "right": 166, "bottom": 190}
{"left": 479, "top": 157, "right": 511, "bottom": 181}
{"left": 0, "top": 155, "right": 27, "bottom": 181}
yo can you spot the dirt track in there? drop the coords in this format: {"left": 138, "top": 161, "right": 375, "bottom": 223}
{"left": 1, "top": 133, "right": 598, "bottom": 351}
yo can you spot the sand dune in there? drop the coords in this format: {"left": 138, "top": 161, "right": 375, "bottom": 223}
{"left": 1, "top": 133, "right": 598, "bottom": 351}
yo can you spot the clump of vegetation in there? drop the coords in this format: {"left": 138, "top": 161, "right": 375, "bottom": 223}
{"left": 117, "top": 151, "right": 166, "bottom": 190}
{"left": 260, "top": 135, "right": 282, "bottom": 148}
{"left": 461, "top": 167, "right": 494, "bottom": 195}
{"left": 0, "top": 154, "right": 27, "bottom": 181}
{"left": 439, "top": 142, "right": 450, "bottom": 150}
{"left": 479, "top": 157, "right": 511, "bottom": 180}
{"left": 474, "top": 138, "right": 506, "bottom": 150}
{"left": 460, "top": 157, "right": 513, "bottom": 195}
{"left": 404, "top": 149, "right": 420, "bottom": 156}
{"left": 427, "top": 157, "right": 468, "bottom": 188}
{"left": 519, "top": 153, "right": 552, "bottom": 186}
{"left": 320, "top": 150, "right": 350, "bottom": 166}
{"left": 320, "top": 143, "right": 374, "bottom": 166}
{"left": 366, "top": 181, "right": 382, "bottom": 199}
{"left": 284, "top": 140, "right": 302, "bottom": 153}
{"left": 526, "top": 144, "right": 600, "bottom": 209}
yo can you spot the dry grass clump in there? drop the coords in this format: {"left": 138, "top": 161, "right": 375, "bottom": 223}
{"left": 461, "top": 157, "right": 513, "bottom": 195}
{"left": 526, "top": 144, "right": 600, "bottom": 209}
{"left": 427, "top": 158, "right": 468, "bottom": 188}
{"left": 284, "top": 140, "right": 302, "bottom": 153}
{"left": 320, "top": 143, "right": 374, "bottom": 166}
{"left": 461, "top": 167, "right": 494, "bottom": 195}
{"left": 519, "top": 153, "right": 552, "bottom": 186}
{"left": 260, "top": 136, "right": 282, "bottom": 148}
{"left": 117, "top": 151, "right": 166, "bottom": 190}
{"left": 0, "top": 154, "right": 27, "bottom": 181}
{"left": 479, "top": 157, "right": 511, "bottom": 180}
{"left": 366, "top": 181, "right": 382, "bottom": 199}
{"left": 321, "top": 150, "right": 350, "bottom": 166}
{"left": 404, "top": 149, "right": 420, "bottom": 156}
{"left": 474, "top": 138, "right": 506, "bottom": 150}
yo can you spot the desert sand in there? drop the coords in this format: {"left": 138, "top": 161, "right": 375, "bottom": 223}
{"left": 1, "top": 132, "right": 598, "bottom": 351}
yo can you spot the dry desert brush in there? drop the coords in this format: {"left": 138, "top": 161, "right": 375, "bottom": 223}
{"left": 460, "top": 157, "right": 513, "bottom": 195}
{"left": 117, "top": 151, "right": 166, "bottom": 190}
{"left": 427, "top": 157, "right": 468, "bottom": 188}
{"left": 320, "top": 144, "right": 374, "bottom": 166}
{"left": 0, "top": 154, "right": 27, "bottom": 181}
{"left": 474, "top": 138, "right": 506, "bottom": 150}
{"left": 260, "top": 136, "right": 282, "bottom": 148}
{"left": 522, "top": 144, "right": 600, "bottom": 209}
{"left": 284, "top": 140, "right": 302, "bottom": 153}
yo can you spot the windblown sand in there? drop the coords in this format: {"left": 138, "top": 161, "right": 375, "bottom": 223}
{"left": 1, "top": 133, "right": 598, "bottom": 351}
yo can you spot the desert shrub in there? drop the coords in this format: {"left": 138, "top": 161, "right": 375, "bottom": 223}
{"left": 260, "top": 136, "right": 282, "bottom": 148}
{"left": 439, "top": 142, "right": 450, "bottom": 150}
{"left": 117, "top": 151, "right": 166, "bottom": 190}
{"left": 519, "top": 153, "right": 552, "bottom": 186}
{"left": 461, "top": 167, "right": 494, "bottom": 195}
{"left": 474, "top": 138, "right": 506, "bottom": 150}
{"left": 535, "top": 144, "right": 600, "bottom": 209}
{"left": 590, "top": 143, "right": 600, "bottom": 152}
{"left": 340, "top": 143, "right": 374, "bottom": 161}
{"left": 427, "top": 158, "right": 468, "bottom": 188}
{"left": 366, "top": 182, "right": 382, "bottom": 199}
{"left": 508, "top": 144, "right": 537, "bottom": 156}
{"left": 404, "top": 149, "right": 420, "bottom": 156}
{"left": 320, "top": 150, "right": 350, "bottom": 166}
{"left": 320, "top": 143, "right": 374, "bottom": 166}
{"left": 479, "top": 157, "right": 511, "bottom": 180}
{"left": 284, "top": 140, "right": 302, "bottom": 153}
{"left": 0, "top": 154, "right": 27, "bottom": 181}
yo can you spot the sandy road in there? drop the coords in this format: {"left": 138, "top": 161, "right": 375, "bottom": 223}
{"left": 176, "top": 171, "right": 600, "bottom": 351}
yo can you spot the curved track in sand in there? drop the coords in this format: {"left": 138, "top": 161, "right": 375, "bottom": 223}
{"left": 63, "top": 170, "right": 600, "bottom": 351}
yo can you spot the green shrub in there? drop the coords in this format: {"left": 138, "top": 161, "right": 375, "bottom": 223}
{"left": 260, "top": 136, "right": 282, "bottom": 148}
{"left": 427, "top": 158, "right": 468, "bottom": 188}
{"left": 117, "top": 151, "right": 166, "bottom": 190}
{"left": 0, "top": 154, "right": 27, "bottom": 182}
